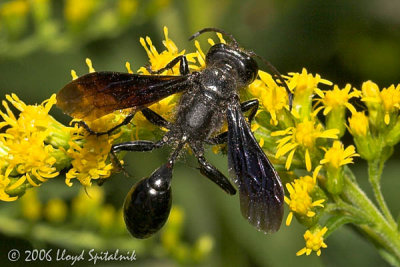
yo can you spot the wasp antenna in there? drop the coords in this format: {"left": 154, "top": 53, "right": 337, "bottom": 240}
{"left": 247, "top": 51, "right": 293, "bottom": 110}
{"left": 189, "top": 28, "right": 239, "bottom": 48}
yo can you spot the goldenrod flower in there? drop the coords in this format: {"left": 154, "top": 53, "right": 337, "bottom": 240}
{"left": 316, "top": 84, "right": 359, "bottom": 115}
{"left": 248, "top": 71, "right": 289, "bottom": 125}
{"left": 64, "top": 0, "right": 97, "bottom": 24}
{"left": 20, "top": 190, "right": 42, "bottom": 221}
{"left": 380, "top": 84, "right": 400, "bottom": 125}
{"left": 348, "top": 111, "right": 369, "bottom": 137}
{"left": 98, "top": 204, "right": 116, "bottom": 232}
{"left": 0, "top": 0, "right": 29, "bottom": 17}
{"left": 286, "top": 68, "right": 332, "bottom": 119}
{"left": 71, "top": 187, "right": 105, "bottom": 218}
{"left": 272, "top": 119, "right": 339, "bottom": 171}
{"left": 296, "top": 226, "right": 328, "bottom": 256}
{"left": 138, "top": 26, "right": 198, "bottom": 75}
{"left": 293, "top": 165, "right": 321, "bottom": 193}
{"left": 44, "top": 198, "right": 68, "bottom": 223}
{"left": 0, "top": 94, "right": 62, "bottom": 197}
{"left": 348, "top": 111, "right": 380, "bottom": 161}
{"left": 361, "top": 81, "right": 400, "bottom": 125}
{"left": 65, "top": 133, "right": 117, "bottom": 187}
{"left": 320, "top": 141, "right": 359, "bottom": 194}
{"left": 320, "top": 141, "right": 359, "bottom": 169}
{"left": 284, "top": 175, "right": 325, "bottom": 226}
{"left": 361, "top": 80, "right": 380, "bottom": 101}
{"left": 2, "top": 131, "right": 59, "bottom": 187}
{"left": 287, "top": 68, "right": 332, "bottom": 94}
{"left": 118, "top": 0, "right": 138, "bottom": 19}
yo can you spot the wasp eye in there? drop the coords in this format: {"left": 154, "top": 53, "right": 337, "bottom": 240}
{"left": 123, "top": 163, "right": 173, "bottom": 239}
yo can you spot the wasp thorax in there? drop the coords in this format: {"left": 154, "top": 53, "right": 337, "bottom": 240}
{"left": 205, "top": 43, "right": 258, "bottom": 87}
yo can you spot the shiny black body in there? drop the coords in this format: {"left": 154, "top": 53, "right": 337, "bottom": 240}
{"left": 57, "top": 28, "right": 287, "bottom": 238}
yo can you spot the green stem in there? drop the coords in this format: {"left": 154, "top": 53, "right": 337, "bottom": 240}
{"left": 368, "top": 159, "right": 397, "bottom": 227}
{"left": 342, "top": 167, "right": 400, "bottom": 264}
{"left": 330, "top": 196, "right": 370, "bottom": 223}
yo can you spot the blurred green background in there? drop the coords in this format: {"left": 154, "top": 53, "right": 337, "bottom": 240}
{"left": 0, "top": 0, "right": 399, "bottom": 266}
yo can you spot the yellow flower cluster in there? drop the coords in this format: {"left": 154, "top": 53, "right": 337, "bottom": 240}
{"left": 0, "top": 94, "right": 64, "bottom": 201}
{"left": 248, "top": 64, "right": 399, "bottom": 256}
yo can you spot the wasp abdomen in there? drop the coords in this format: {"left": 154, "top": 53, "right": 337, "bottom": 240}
{"left": 123, "top": 163, "right": 173, "bottom": 239}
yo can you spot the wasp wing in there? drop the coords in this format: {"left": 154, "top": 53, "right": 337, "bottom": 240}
{"left": 227, "top": 104, "right": 284, "bottom": 233}
{"left": 56, "top": 72, "right": 191, "bottom": 120}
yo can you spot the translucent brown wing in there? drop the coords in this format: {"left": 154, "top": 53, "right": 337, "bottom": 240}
{"left": 227, "top": 104, "right": 284, "bottom": 233}
{"left": 56, "top": 72, "right": 191, "bottom": 120}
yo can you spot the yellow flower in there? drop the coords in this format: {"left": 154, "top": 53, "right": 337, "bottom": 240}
{"left": 0, "top": 94, "right": 58, "bottom": 135}
{"left": 65, "top": 134, "right": 117, "bottom": 187}
{"left": 20, "top": 190, "right": 42, "bottom": 221}
{"left": 0, "top": 94, "right": 61, "bottom": 194}
{"left": 361, "top": 80, "right": 380, "bottom": 101}
{"left": 0, "top": 0, "right": 29, "bottom": 17}
{"left": 98, "top": 204, "right": 116, "bottom": 231}
{"left": 1, "top": 131, "right": 59, "bottom": 188}
{"left": 348, "top": 111, "right": 369, "bottom": 137}
{"left": 161, "top": 206, "right": 185, "bottom": 248}
{"left": 284, "top": 176, "right": 325, "bottom": 226}
{"left": 71, "top": 187, "right": 104, "bottom": 217}
{"left": 296, "top": 226, "right": 328, "bottom": 256}
{"left": 44, "top": 198, "right": 68, "bottom": 223}
{"left": 286, "top": 68, "right": 332, "bottom": 98}
{"left": 293, "top": 165, "right": 321, "bottom": 193}
{"left": 316, "top": 84, "right": 359, "bottom": 115}
{"left": 118, "top": 0, "right": 138, "bottom": 18}
{"left": 361, "top": 81, "right": 400, "bottom": 125}
{"left": 138, "top": 26, "right": 198, "bottom": 75}
{"left": 272, "top": 119, "right": 339, "bottom": 171}
{"left": 64, "top": 0, "right": 97, "bottom": 24}
{"left": 248, "top": 71, "right": 289, "bottom": 125}
{"left": 380, "top": 84, "right": 400, "bottom": 125}
{"left": 320, "top": 141, "right": 359, "bottom": 169}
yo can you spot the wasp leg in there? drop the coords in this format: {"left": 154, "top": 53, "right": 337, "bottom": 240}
{"left": 240, "top": 99, "right": 259, "bottom": 123}
{"left": 207, "top": 99, "right": 259, "bottom": 145}
{"left": 73, "top": 113, "right": 135, "bottom": 136}
{"left": 110, "top": 139, "right": 167, "bottom": 176}
{"left": 191, "top": 146, "right": 236, "bottom": 195}
{"left": 141, "top": 108, "right": 171, "bottom": 129}
{"left": 146, "top": 55, "right": 189, "bottom": 75}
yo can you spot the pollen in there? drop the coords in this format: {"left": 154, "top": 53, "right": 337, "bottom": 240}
{"left": 296, "top": 227, "right": 328, "bottom": 256}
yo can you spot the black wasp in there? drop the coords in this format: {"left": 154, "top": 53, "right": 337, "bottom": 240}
{"left": 57, "top": 28, "right": 293, "bottom": 238}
